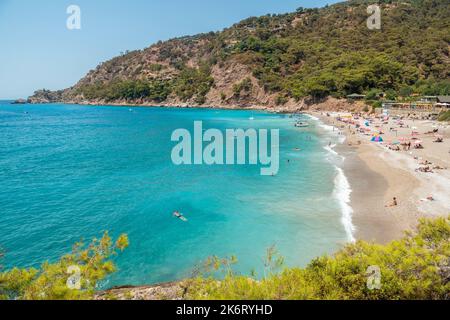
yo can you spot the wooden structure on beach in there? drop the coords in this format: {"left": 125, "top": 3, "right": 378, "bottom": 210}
{"left": 437, "top": 96, "right": 450, "bottom": 107}
{"left": 382, "top": 96, "right": 450, "bottom": 116}
{"left": 346, "top": 94, "right": 366, "bottom": 101}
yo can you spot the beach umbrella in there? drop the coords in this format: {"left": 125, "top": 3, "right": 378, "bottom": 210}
{"left": 371, "top": 135, "right": 383, "bottom": 142}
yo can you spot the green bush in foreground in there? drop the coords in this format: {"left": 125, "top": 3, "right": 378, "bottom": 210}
{"left": 0, "top": 232, "right": 129, "bottom": 300}
{"left": 0, "top": 217, "right": 448, "bottom": 300}
{"left": 186, "top": 216, "right": 450, "bottom": 300}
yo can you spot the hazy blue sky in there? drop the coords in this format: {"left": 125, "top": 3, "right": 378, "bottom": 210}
{"left": 0, "top": 0, "right": 338, "bottom": 99}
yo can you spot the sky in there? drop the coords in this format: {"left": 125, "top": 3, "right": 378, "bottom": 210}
{"left": 0, "top": 0, "right": 339, "bottom": 99}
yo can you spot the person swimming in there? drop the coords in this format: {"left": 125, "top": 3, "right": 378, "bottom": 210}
{"left": 173, "top": 211, "right": 182, "bottom": 218}
{"left": 173, "top": 211, "right": 188, "bottom": 222}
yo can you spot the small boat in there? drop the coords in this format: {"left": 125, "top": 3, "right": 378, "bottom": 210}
{"left": 295, "top": 122, "right": 309, "bottom": 128}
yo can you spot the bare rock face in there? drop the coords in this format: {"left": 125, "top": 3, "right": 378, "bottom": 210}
{"left": 27, "top": 89, "right": 64, "bottom": 104}
{"left": 95, "top": 282, "right": 186, "bottom": 300}
{"left": 307, "top": 97, "right": 366, "bottom": 113}
{"left": 11, "top": 98, "right": 28, "bottom": 104}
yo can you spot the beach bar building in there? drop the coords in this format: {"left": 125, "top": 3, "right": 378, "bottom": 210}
{"left": 347, "top": 94, "right": 366, "bottom": 101}
{"left": 436, "top": 96, "right": 450, "bottom": 108}
{"left": 420, "top": 96, "right": 438, "bottom": 103}
{"left": 382, "top": 96, "right": 450, "bottom": 117}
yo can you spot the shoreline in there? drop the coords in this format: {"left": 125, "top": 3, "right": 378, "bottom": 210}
{"left": 6, "top": 102, "right": 447, "bottom": 296}
{"left": 13, "top": 101, "right": 447, "bottom": 243}
{"left": 313, "top": 111, "right": 450, "bottom": 244}
{"left": 21, "top": 100, "right": 301, "bottom": 114}
{"left": 308, "top": 114, "right": 357, "bottom": 243}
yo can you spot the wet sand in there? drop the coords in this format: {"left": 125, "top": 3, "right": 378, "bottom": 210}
{"left": 340, "top": 143, "right": 420, "bottom": 243}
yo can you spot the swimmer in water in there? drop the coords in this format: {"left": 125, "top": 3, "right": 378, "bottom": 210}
{"left": 173, "top": 211, "right": 188, "bottom": 221}
{"left": 173, "top": 211, "right": 183, "bottom": 218}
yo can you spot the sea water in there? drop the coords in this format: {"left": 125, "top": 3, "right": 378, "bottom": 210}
{"left": 0, "top": 102, "right": 352, "bottom": 287}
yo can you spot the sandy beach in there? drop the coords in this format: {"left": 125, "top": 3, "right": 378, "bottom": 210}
{"left": 314, "top": 111, "right": 450, "bottom": 244}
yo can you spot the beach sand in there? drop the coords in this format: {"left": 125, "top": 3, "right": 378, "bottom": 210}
{"left": 315, "top": 112, "right": 450, "bottom": 244}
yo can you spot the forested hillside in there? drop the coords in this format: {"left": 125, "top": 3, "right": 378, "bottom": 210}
{"left": 29, "top": 0, "right": 450, "bottom": 109}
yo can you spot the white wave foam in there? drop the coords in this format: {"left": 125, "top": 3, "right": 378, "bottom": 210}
{"left": 324, "top": 145, "right": 338, "bottom": 156}
{"left": 308, "top": 114, "right": 355, "bottom": 242}
{"left": 333, "top": 166, "right": 356, "bottom": 243}
{"left": 305, "top": 114, "right": 319, "bottom": 121}
{"left": 323, "top": 143, "right": 346, "bottom": 163}
{"left": 319, "top": 123, "right": 335, "bottom": 131}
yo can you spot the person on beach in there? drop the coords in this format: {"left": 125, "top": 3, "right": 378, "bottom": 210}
{"left": 385, "top": 197, "right": 398, "bottom": 207}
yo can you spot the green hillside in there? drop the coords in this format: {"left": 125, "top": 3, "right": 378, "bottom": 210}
{"left": 30, "top": 0, "right": 450, "bottom": 107}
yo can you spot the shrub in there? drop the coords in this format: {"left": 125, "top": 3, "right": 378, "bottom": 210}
{"left": 186, "top": 216, "right": 450, "bottom": 300}
{"left": 0, "top": 233, "right": 129, "bottom": 300}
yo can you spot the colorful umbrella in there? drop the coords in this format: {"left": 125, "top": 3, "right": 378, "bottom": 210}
{"left": 371, "top": 135, "right": 384, "bottom": 142}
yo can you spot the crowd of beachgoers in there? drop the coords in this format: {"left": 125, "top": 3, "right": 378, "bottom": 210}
{"left": 313, "top": 111, "right": 450, "bottom": 243}
{"left": 333, "top": 112, "right": 448, "bottom": 173}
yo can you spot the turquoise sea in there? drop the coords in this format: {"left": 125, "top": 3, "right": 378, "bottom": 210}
{"left": 0, "top": 102, "right": 352, "bottom": 288}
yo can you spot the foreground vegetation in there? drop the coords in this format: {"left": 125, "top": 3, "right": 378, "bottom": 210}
{"left": 186, "top": 216, "right": 450, "bottom": 300}
{"left": 1, "top": 216, "right": 448, "bottom": 300}
{"left": 0, "top": 233, "right": 128, "bottom": 300}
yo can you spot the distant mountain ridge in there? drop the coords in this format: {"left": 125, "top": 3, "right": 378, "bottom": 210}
{"left": 29, "top": 0, "right": 450, "bottom": 110}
